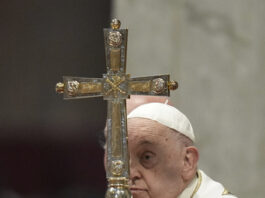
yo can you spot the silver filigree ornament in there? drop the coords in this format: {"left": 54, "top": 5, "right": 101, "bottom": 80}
{"left": 111, "top": 160, "right": 124, "bottom": 176}
{"left": 67, "top": 80, "right": 80, "bottom": 96}
{"left": 152, "top": 78, "right": 166, "bottom": 94}
{"left": 108, "top": 31, "right": 122, "bottom": 47}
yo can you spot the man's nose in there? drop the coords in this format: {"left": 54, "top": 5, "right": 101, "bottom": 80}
{"left": 129, "top": 159, "right": 141, "bottom": 184}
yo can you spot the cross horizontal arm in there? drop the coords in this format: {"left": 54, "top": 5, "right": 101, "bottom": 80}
{"left": 128, "top": 75, "right": 178, "bottom": 96}
{"left": 57, "top": 76, "right": 104, "bottom": 99}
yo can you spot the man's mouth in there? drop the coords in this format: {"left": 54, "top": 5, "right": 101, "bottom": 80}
{"left": 130, "top": 187, "right": 147, "bottom": 193}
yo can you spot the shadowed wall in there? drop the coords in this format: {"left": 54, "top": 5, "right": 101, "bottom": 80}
{"left": 0, "top": 0, "right": 111, "bottom": 197}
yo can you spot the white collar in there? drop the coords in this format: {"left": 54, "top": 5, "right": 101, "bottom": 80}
{"left": 178, "top": 171, "right": 202, "bottom": 198}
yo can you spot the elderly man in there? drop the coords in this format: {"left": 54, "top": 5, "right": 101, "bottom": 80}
{"left": 104, "top": 96, "right": 237, "bottom": 198}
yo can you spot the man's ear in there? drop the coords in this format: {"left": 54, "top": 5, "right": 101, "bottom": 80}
{"left": 182, "top": 146, "right": 199, "bottom": 181}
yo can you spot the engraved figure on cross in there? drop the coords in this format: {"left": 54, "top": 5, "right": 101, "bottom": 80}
{"left": 55, "top": 19, "right": 178, "bottom": 198}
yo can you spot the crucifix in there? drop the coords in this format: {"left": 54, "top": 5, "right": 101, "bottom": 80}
{"left": 55, "top": 19, "right": 178, "bottom": 198}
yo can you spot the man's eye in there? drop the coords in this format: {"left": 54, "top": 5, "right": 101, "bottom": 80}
{"left": 144, "top": 154, "right": 151, "bottom": 160}
{"left": 140, "top": 152, "right": 157, "bottom": 168}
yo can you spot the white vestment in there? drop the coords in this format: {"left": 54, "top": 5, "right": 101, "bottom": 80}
{"left": 179, "top": 170, "right": 238, "bottom": 198}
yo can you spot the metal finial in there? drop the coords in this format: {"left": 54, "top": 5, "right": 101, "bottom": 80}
{"left": 168, "top": 81, "right": 178, "bottom": 90}
{"left": 55, "top": 82, "right": 65, "bottom": 94}
{"left": 111, "top": 19, "right": 121, "bottom": 30}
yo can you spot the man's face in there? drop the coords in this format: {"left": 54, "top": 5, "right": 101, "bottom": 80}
{"left": 128, "top": 118, "right": 186, "bottom": 198}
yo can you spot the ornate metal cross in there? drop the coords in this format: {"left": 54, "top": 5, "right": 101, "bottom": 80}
{"left": 55, "top": 19, "right": 178, "bottom": 198}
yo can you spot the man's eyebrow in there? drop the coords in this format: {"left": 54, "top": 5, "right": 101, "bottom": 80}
{"left": 136, "top": 139, "right": 154, "bottom": 146}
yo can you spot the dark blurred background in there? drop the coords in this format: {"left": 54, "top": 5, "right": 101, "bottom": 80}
{"left": 0, "top": 0, "right": 111, "bottom": 197}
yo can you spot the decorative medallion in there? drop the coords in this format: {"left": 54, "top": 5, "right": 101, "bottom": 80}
{"left": 111, "top": 160, "right": 124, "bottom": 176}
{"left": 67, "top": 80, "right": 80, "bottom": 96}
{"left": 108, "top": 31, "right": 122, "bottom": 47}
{"left": 152, "top": 78, "right": 166, "bottom": 94}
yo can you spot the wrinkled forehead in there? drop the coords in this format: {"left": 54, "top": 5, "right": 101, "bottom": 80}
{"left": 127, "top": 117, "right": 177, "bottom": 141}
